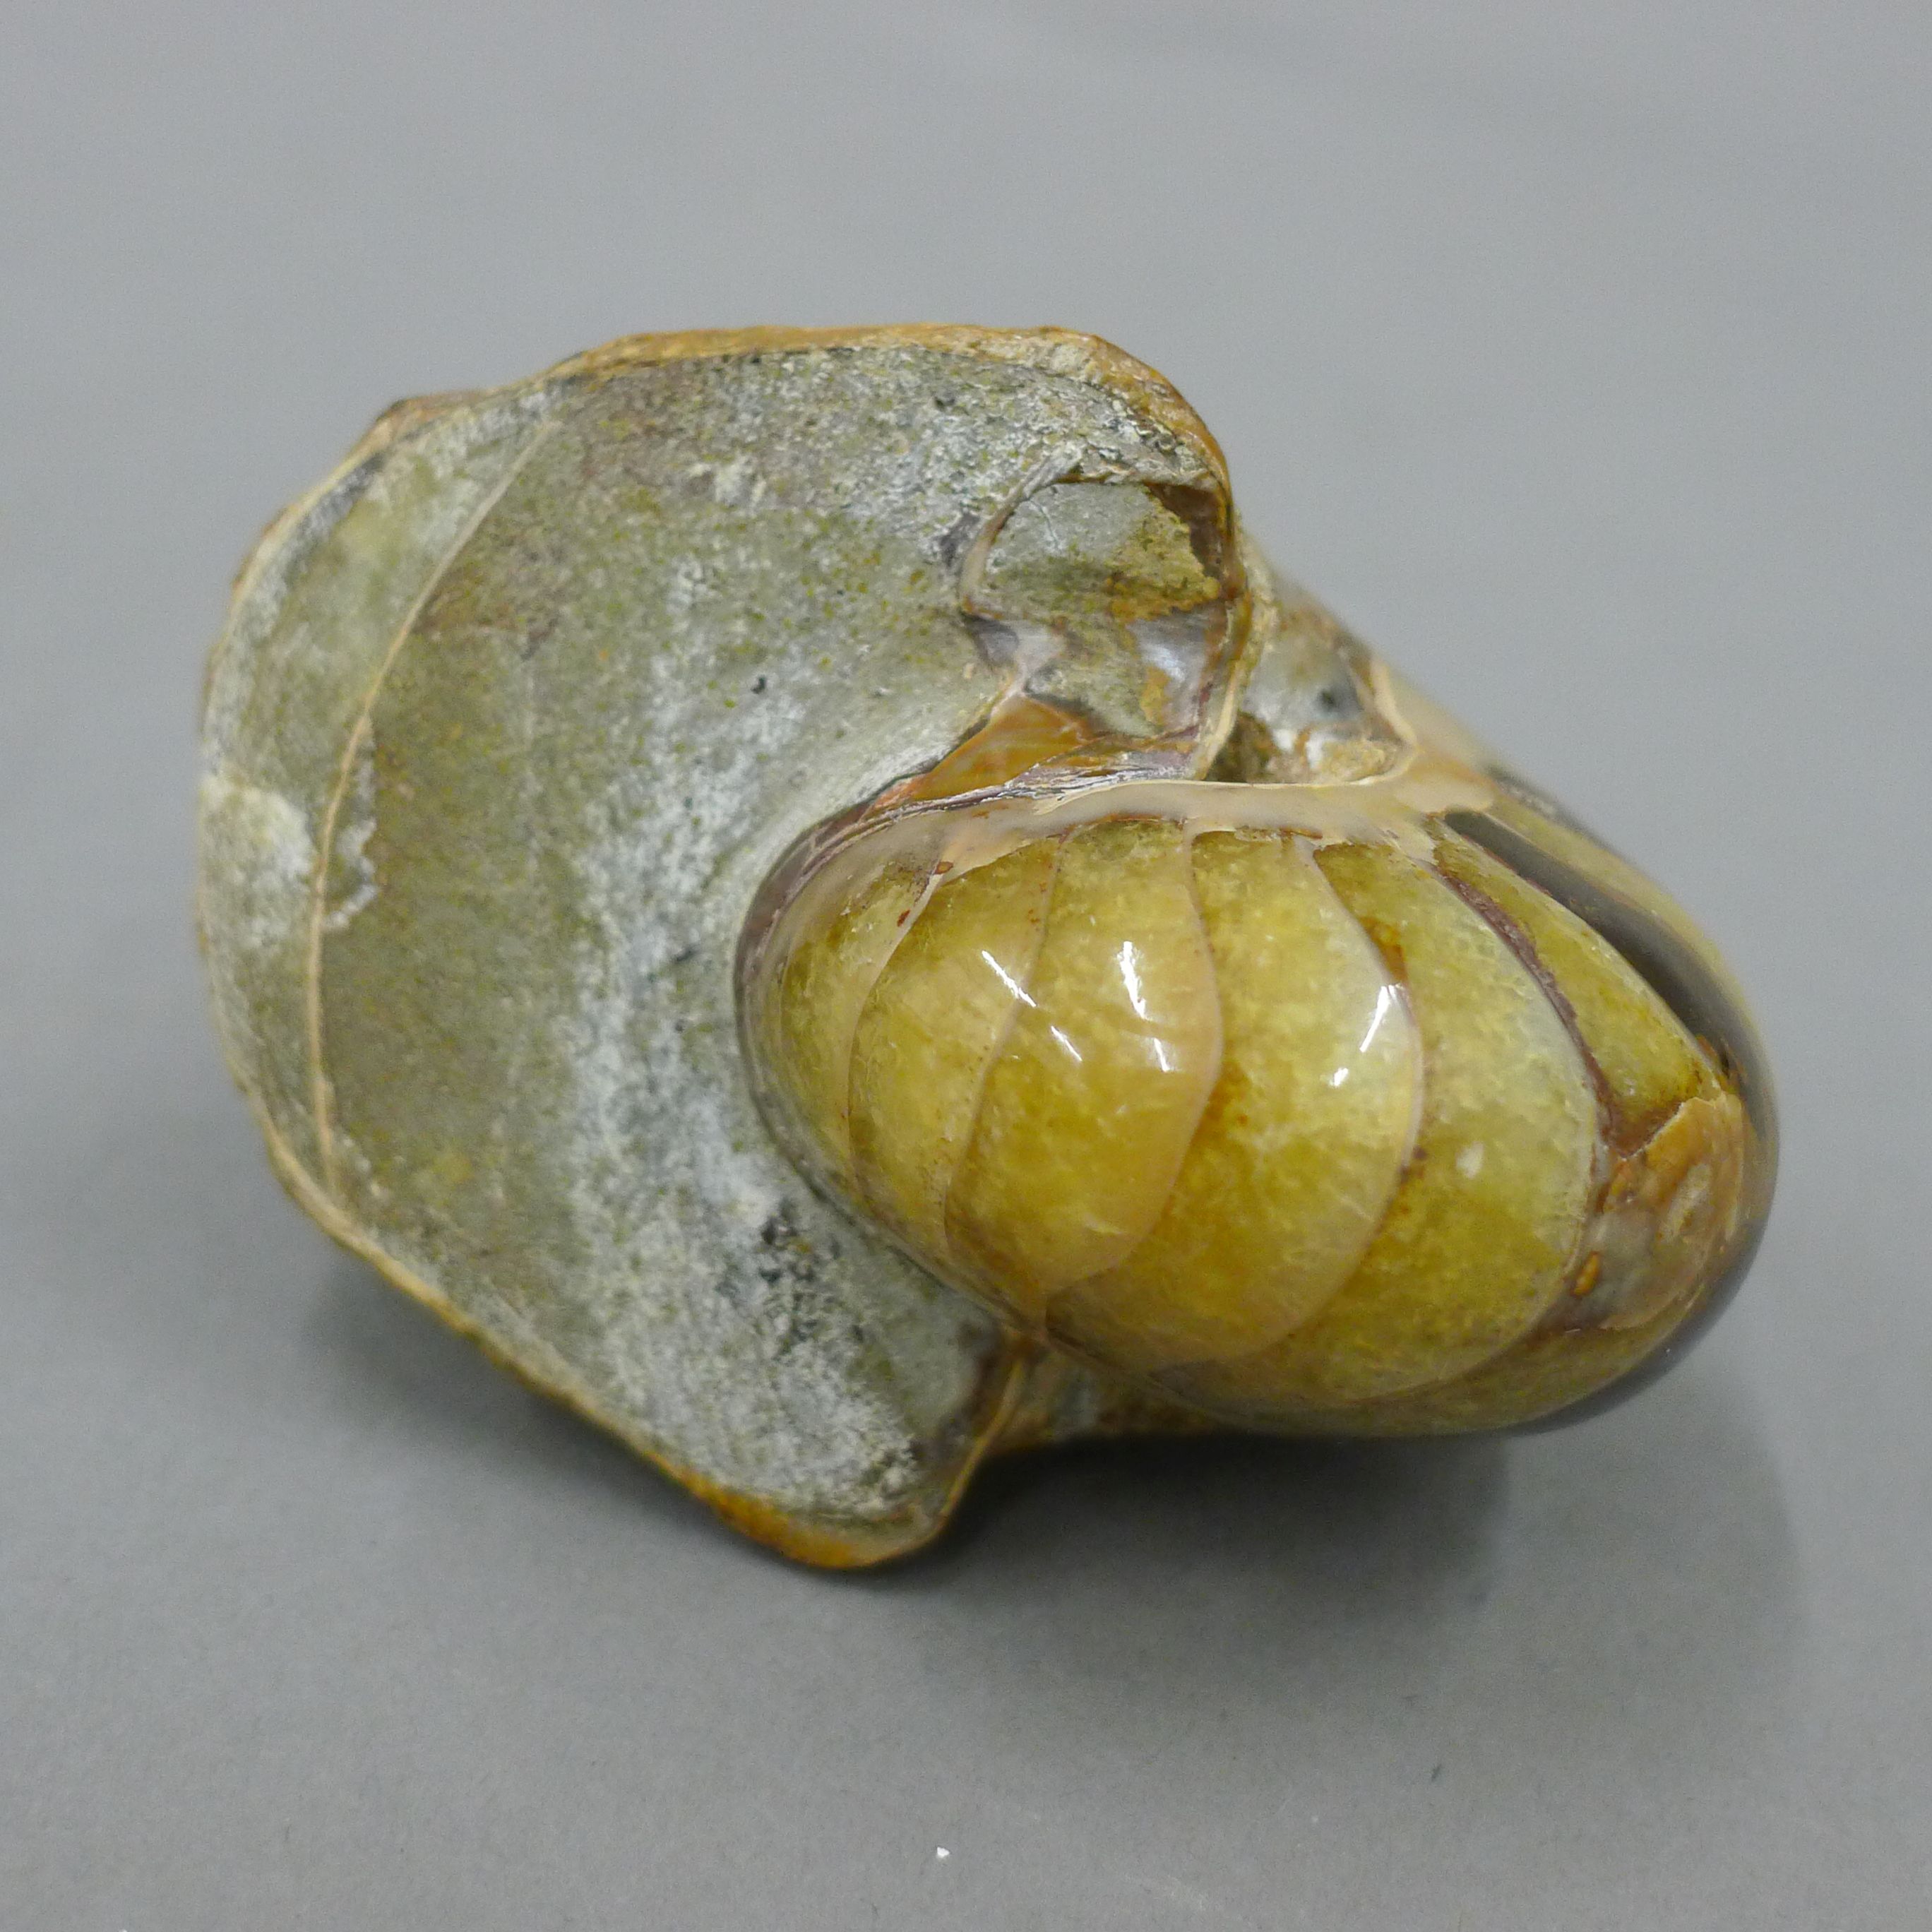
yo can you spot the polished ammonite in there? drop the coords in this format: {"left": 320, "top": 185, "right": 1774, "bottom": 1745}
{"left": 198, "top": 326, "right": 1775, "bottom": 1565}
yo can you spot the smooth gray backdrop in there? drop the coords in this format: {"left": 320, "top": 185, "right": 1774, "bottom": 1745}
{"left": 4, "top": 4, "right": 1926, "bottom": 1927}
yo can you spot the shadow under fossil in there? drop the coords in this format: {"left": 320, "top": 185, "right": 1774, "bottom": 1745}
{"left": 304, "top": 1248, "right": 1800, "bottom": 1784}
{"left": 860, "top": 1352, "right": 1801, "bottom": 1794}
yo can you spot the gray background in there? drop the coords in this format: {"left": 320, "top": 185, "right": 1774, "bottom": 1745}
{"left": 4, "top": 3, "right": 1926, "bottom": 1926}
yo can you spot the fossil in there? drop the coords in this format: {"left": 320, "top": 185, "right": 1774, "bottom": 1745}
{"left": 198, "top": 326, "right": 1775, "bottom": 1565}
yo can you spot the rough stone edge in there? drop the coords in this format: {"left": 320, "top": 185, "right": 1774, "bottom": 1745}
{"left": 201, "top": 328, "right": 1244, "bottom": 1566}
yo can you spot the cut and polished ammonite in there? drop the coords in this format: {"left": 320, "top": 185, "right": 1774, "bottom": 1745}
{"left": 198, "top": 327, "right": 1774, "bottom": 1565}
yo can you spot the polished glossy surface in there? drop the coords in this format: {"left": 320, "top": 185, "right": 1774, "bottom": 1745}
{"left": 750, "top": 792, "right": 1765, "bottom": 1433}
{"left": 744, "top": 525, "right": 1770, "bottom": 1439}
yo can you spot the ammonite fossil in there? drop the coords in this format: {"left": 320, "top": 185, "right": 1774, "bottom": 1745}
{"left": 198, "top": 326, "right": 1775, "bottom": 1565}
